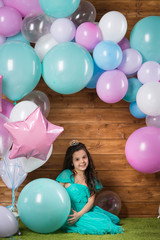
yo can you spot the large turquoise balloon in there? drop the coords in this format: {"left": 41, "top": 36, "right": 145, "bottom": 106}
{"left": 130, "top": 16, "right": 160, "bottom": 63}
{"left": 17, "top": 178, "right": 71, "bottom": 234}
{"left": 42, "top": 42, "right": 94, "bottom": 94}
{"left": 0, "top": 42, "right": 41, "bottom": 101}
{"left": 39, "top": 0, "right": 80, "bottom": 18}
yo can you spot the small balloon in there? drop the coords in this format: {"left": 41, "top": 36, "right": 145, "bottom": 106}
{"left": 93, "top": 41, "right": 123, "bottom": 70}
{"left": 75, "top": 22, "right": 102, "bottom": 51}
{"left": 34, "top": 33, "right": 58, "bottom": 61}
{"left": 99, "top": 11, "right": 127, "bottom": 43}
{"left": 0, "top": 35, "right": 6, "bottom": 46}
{"left": 0, "top": 206, "right": 18, "bottom": 238}
{"left": 146, "top": 115, "right": 160, "bottom": 128}
{"left": 86, "top": 60, "right": 104, "bottom": 89}
{"left": 17, "top": 178, "right": 71, "bottom": 233}
{"left": 118, "top": 37, "right": 130, "bottom": 51}
{"left": 123, "top": 77, "right": 142, "bottom": 102}
{"left": 9, "top": 101, "right": 38, "bottom": 122}
{"left": 21, "top": 12, "right": 55, "bottom": 43}
{"left": 137, "top": 61, "right": 160, "bottom": 84}
{"left": 136, "top": 82, "right": 160, "bottom": 116}
{"left": 0, "top": 6, "right": 22, "bottom": 37}
{"left": 69, "top": 0, "right": 96, "bottom": 26}
{"left": 96, "top": 70, "right": 128, "bottom": 104}
{"left": 50, "top": 18, "right": 76, "bottom": 43}
{"left": 118, "top": 48, "right": 142, "bottom": 75}
{"left": 129, "top": 101, "right": 146, "bottom": 119}
{"left": 95, "top": 190, "right": 121, "bottom": 216}
{"left": 22, "top": 90, "right": 50, "bottom": 118}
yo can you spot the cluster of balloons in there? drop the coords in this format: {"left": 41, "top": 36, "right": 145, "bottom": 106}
{"left": 0, "top": 0, "right": 160, "bottom": 235}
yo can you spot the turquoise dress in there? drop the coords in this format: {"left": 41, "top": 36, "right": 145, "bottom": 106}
{"left": 56, "top": 169, "right": 123, "bottom": 235}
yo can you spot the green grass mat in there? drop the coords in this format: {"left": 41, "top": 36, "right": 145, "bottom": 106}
{"left": 5, "top": 218, "right": 160, "bottom": 240}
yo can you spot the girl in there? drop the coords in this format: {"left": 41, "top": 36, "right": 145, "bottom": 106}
{"left": 56, "top": 140, "right": 123, "bottom": 235}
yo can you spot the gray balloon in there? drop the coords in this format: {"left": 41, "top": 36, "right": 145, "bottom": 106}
{"left": 0, "top": 206, "right": 18, "bottom": 238}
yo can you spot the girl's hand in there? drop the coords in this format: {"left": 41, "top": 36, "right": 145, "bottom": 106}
{"left": 67, "top": 209, "right": 81, "bottom": 225}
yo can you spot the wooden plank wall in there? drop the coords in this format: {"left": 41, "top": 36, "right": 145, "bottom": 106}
{"left": 1, "top": 0, "right": 160, "bottom": 217}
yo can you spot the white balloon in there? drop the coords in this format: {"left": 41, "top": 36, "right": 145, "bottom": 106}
{"left": 21, "top": 144, "right": 53, "bottom": 173}
{"left": 34, "top": 33, "right": 58, "bottom": 61}
{"left": 99, "top": 11, "right": 127, "bottom": 43}
{"left": 50, "top": 18, "right": 76, "bottom": 43}
{"left": 9, "top": 101, "right": 38, "bottom": 122}
{"left": 136, "top": 82, "right": 160, "bottom": 116}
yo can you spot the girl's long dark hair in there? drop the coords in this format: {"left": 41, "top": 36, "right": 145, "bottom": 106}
{"left": 63, "top": 142, "right": 100, "bottom": 195}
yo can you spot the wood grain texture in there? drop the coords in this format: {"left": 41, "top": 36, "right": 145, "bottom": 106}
{"left": 1, "top": 0, "right": 160, "bottom": 217}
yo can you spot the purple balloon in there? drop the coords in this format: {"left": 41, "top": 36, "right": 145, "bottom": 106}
{"left": 137, "top": 61, "right": 160, "bottom": 84}
{"left": 0, "top": 206, "right": 18, "bottom": 238}
{"left": 96, "top": 70, "right": 128, "bottom": 103}
{"left": 118, "top": 48, "right": 142, "bottom": 75}
{"left": 0, "top": 114, "right": 12, "bottom": 157}
{"left": 125, "top": 126, "right": 160, "bottom": 173}
{"left": 0, "top": 0, "right": 4, "bottom": 7}
{"left": 118, "top": 37, "right": 130, "bottom": 51}
{"left": 1, "top": 99, "right": 14, "bottom": 118}
{"left": 0, "top": 6, "right": 22, "bottom": 37}
{"left": 0, "top": 151, "right": 27, "bottom": 189}
{"left": 0, "top": 35, "right": 6, "bottom": 46}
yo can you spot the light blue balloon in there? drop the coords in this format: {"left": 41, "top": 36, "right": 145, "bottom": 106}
{"left": 39, "top": 0, "right": 80, "bottom": 18}
{"left": 129, "top": 101, "right": 146, "bottom": 119}
{"left": 6, "top": 32, "right": 30, "bottom": 45}
{"left": 17, "top": 178, "right": 71, "bottom": 234}
{"left": 123, "top": 77, "right": 142, "bottom": 102}
{"left": 42, "top": 42, "right": 93, "bottom": 94}
{"left": 93, "top": 40, "right": 123, "bottom": 70}
{"left": 130, "top": 16, "right": 160, "bottom": 63}
{"left": 0, "top": 42, "right": 41, "bottom": 101}
{"left": 86, "top": 60, "right": 104, "bottom": 89}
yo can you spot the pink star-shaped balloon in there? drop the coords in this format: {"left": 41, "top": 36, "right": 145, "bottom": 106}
{"left": 4, "top": 107, "right": 64, "bottom": 160}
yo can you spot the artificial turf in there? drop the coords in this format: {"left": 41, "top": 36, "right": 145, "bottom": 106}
{"left": 5, "top": 218, "right": 160, "bottom": 240}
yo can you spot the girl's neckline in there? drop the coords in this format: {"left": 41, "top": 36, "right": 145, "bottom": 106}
{"left": 68, "top": 169, "right": 88, "bottom": 188}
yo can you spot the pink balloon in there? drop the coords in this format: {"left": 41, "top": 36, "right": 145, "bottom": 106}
{"left": 75, "top": 22, "right": 102, "bottom": 51}
{"left": 0, "top": 114, "right": 12, "bottom": 157}
{"left": 96, "top": 70, "right": 128, "bottom": 103}
{"left": 118, "top": 37, "right": 130, "bottom": 51}
{"left": 3, "top": 0, "right": 42, "bottom": 17}
{"left": 118, "top": 48, "right": 142, "bottom": 75}
{"left": 125, "top": 126, "right": 160, "bottom": 173}
{"left": 4, "top": 107, "right": 64, "bottom": 160}
{"left": 0, "top": 6, "right": 22, "bottom": 37}
{"left": 1, "top": 99, "right": 14, "bottom": 118}
{"left": 0, "top": 151, "right": 27, "bottom": 189}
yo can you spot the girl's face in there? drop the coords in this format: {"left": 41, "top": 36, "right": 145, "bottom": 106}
{"left": 72, "top": 149, "right": 89, "bottom": 172}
